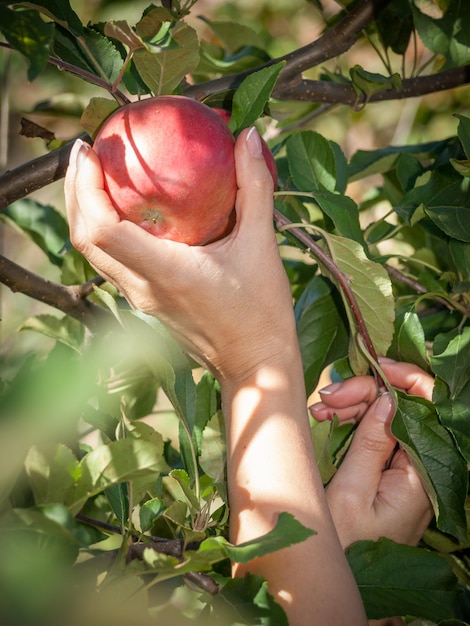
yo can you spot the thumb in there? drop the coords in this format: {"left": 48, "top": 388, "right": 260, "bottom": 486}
{"left": 234, "top": 127, "right": 275, "bottom": 235}
{"left": 334, "top": 393, "right": 397, "bottom": 499}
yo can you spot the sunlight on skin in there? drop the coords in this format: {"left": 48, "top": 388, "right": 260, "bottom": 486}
{"left": 221, "top": 355, "right": 368, "bottom": 626}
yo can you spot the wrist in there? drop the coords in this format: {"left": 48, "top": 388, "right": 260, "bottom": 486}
{"left": 218, "top": 330, "right": 304, "bottom": 398}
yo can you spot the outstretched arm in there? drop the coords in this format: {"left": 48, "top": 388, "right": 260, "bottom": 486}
{"left": 65, "top": 128, "right": 368, "bottom": 625}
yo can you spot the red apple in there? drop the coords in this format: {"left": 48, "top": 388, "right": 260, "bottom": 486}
{"left": 213, "top": 108, "right": 278, "bottom": 188}
{"left": 94, "top": 95, "right": 237, "bottom": 245}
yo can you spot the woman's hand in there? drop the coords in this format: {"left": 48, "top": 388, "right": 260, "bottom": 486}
{"left": 310, "top": 359, "right": 434, "bottom": 549}
{"left": 65, "top": 127, "right": 296, "bottom": 382}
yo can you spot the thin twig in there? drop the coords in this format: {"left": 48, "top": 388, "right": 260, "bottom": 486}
{"left": 273, "top": 209, "right": 387, "bottom": 390}
{"left": 0, "top": 42, "right": 130, "bottom": 106}
{"left": 384, "top": 263, "right": 427, "bottom": 294}
{"left": 76, "top": 513, "right": 220, "bottom": 595}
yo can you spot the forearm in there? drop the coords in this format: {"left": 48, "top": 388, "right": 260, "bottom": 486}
{"left": 221, "top": 341, "right": 367, "bottom": 626}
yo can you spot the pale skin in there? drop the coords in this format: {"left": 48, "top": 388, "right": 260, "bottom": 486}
{"left": 65, "top": 127, "right": 433, "bottom": 625}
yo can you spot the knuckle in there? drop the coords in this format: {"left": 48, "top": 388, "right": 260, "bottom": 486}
{"left": 360, "top": 433, "right": 390, "bottom": 454}
{"left": 69, "top": 227, "right": 87, "bottom": 253}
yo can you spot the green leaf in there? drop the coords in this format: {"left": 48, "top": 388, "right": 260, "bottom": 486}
{"left": 224, "top": 512, "right": 315, "bottom": 563}
{"left": 141, "top": 21, "right": 176, "bottom": 52}
{"left": 132, "top": 21, "right": 199, "bottom": 96}
{"left": 174, "top": 368, "right": 197, "bottom": 433}
{"left": 92, "top": 285, "right": 123, "bottom": 322}
{"left": 105, "top": 482, "right": 129, "bottom": 527}
{"left": 312, "top": 190, "right": 364, "bottom": 246}
{"left": 198, "top": 18, "right": 265, "bottom": 53}
{"left": 199, "top": 411, "right": 226, "bottom": 482}
{"left": 134, "top": 5, "right": 172, "bottom": 40}
{"left": 450, "top": 158, "right": 470, "bottom": 177}
{"left": 449, "top": 239, "right": 470, "bottom": 281}
{"left": 19, "top": 314, "right": 85, "bottom": 352}
{"left": 169, "top": 512, "right": 314, "bottom": 576}
{"left": 431, "top": 328, "right": 470, "bottom": 462}
{"left": 396, "top": 164, "right": 470, "bottom": 239}
{"left": 14, "top": 0, "right": 84, "bottom": 35}
{"left": 389, "top": 306, "right": 430, "bottom": 370}
{"left": 316, "top": 234, "right": 395, "bottom": 375}
{"left": 1, "top": 199, "right": 69, "bottom": 265}
{"left": 139, "top": 497, "right": 166, "bottom": 533}
{"left": 286, "top": 130, "right": 338, "bottom": 192}
{"left": 350, "top": 65, "right": 402, "bottom": 99}
{"left": 175, "top": 369, "right": 198, "bottom": 482}
{"left": 391, "top": 392, "right": 468, "bottom": 542}
{"left": 311, "top": 418, "right": 355, "bottom": 485}
{"left": 413, "top": 0, "right": 470, "bottom": 68}
{"left": 455, "top": 114, "right": 470, "bottom": 157}
{"left": 169, "top": 469, "right": 200, "bottom": 511}
{"left": 218, "top": 574, "right": 289, "bottom": 626}
{"left": 197, "top": 43, "right": 271, "bottom": 75}
{"left": 60, "top": 246, "right": 97, "bottom": 285}
{"left": 194, "top": 372, "right": 220, "bottom": 452}
{"left": 83, "top": 26, "right": 123, "bottom": 83}
{"left": 347, "top": 140, "right": 449, "bottom": 182}
{"left": 0, "top": 7, "right": 54, "bottom": 80}
{"left": 229, "top": 61, "right": 285, "bottom": 133}
{"left": 424, "top": 187, "right": 470, "bottom": 242}
{"left": 51, "top": 24, "right": 94, "bottom": 74}
{"left": 51, "top": 24, "right": 122, "bottom": 86}
{"left": 25, "top": 443, "right": 79, "bottom": 505}
{"left": 0, "top": 345, "right": 97, "bottom": 443}
{"left": 347, "top": 538, "right": 458, "bottom": 621}
{"left": 375, "top": 0, "right": 413, "bottom": 54}
{"left": 163, "top": 500, "right": 188, "bottom": 529}
{"left": 104, "top": 19, "right": 146, "bottom": 53}
{"left": 67, "top": 438, "right": 167, "bottom": 514}
{"left": 296, "top": 276, "right": 348, "bottom": 395}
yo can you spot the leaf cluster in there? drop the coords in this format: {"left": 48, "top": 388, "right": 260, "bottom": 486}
{"left": 0, "top": 0, "right": 470, "bottom": 623}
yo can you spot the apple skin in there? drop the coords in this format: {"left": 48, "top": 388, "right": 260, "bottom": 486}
{"left": 94, "top": 95, "right": 237, "bottom": 245}
{"left": 214, "top": 108, "right": 278, "bottom": 187}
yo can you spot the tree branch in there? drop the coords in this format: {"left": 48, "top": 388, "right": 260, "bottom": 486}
{"left": 2, "top": 61, "right": 468, "bottom": 212}
{"left": 0, "top": 136, "right": 86, "bottom": 211}
{"left": 1, "top": 0, "right": 466, "bottom": 211}
{"left": 76, "top": 513, "right": 220, "bottom": 596}
{"left": 275, "top": 65, "right": 470, "bottom": 106}
{"left": 273, "top": 209, "right": 387, "bottom": 390}
{"left": 0, "top": 254, "right": 108, "bottom": 331}
{"left": 183, "top": 0, "right": 394, "bottom": 101}
{"left": 278, "top": 0, "right": 394, "bottom": 81}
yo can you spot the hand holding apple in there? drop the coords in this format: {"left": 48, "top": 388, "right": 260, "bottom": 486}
{"left": 93, "top": 95, "right": 277, "bottom": 246}
{"left": 65, "top": 127, "right": 293, "bottom": 382}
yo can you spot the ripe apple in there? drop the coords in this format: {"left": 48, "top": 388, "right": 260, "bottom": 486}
{"left": 94, "top": 95, "right": 278, "bottom": 246}
{"left": 94, "top": 95, "right": 237, "bottom": 245}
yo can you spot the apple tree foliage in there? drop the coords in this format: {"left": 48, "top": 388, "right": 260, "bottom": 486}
{"left": 0, "top": 0, "right": 470, "bottom": 623}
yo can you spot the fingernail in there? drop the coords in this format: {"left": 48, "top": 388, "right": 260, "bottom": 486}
{"left": 246, "top": 126, "right": 263, "bottom": 158}
{"left": 308, "top": 403, "right": 333, "bottom": 421}
{"left": 69, "top": 138, "right": 90, "bottom": 169}
{"left": 309, "top": 401, "right": 325, "bottom": 412}
{"left": 375, "top": 392, "right": 395, "bottom": 423}
{"left": 378, "top": 356, "right": 396, "bottom": 364}
{"left": 318, "top": 382, "right": 342, "bottom": 395}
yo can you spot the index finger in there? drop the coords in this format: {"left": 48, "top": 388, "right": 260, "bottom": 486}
{"left": 378, "top": 359, "right": 434, "bottom": 400}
